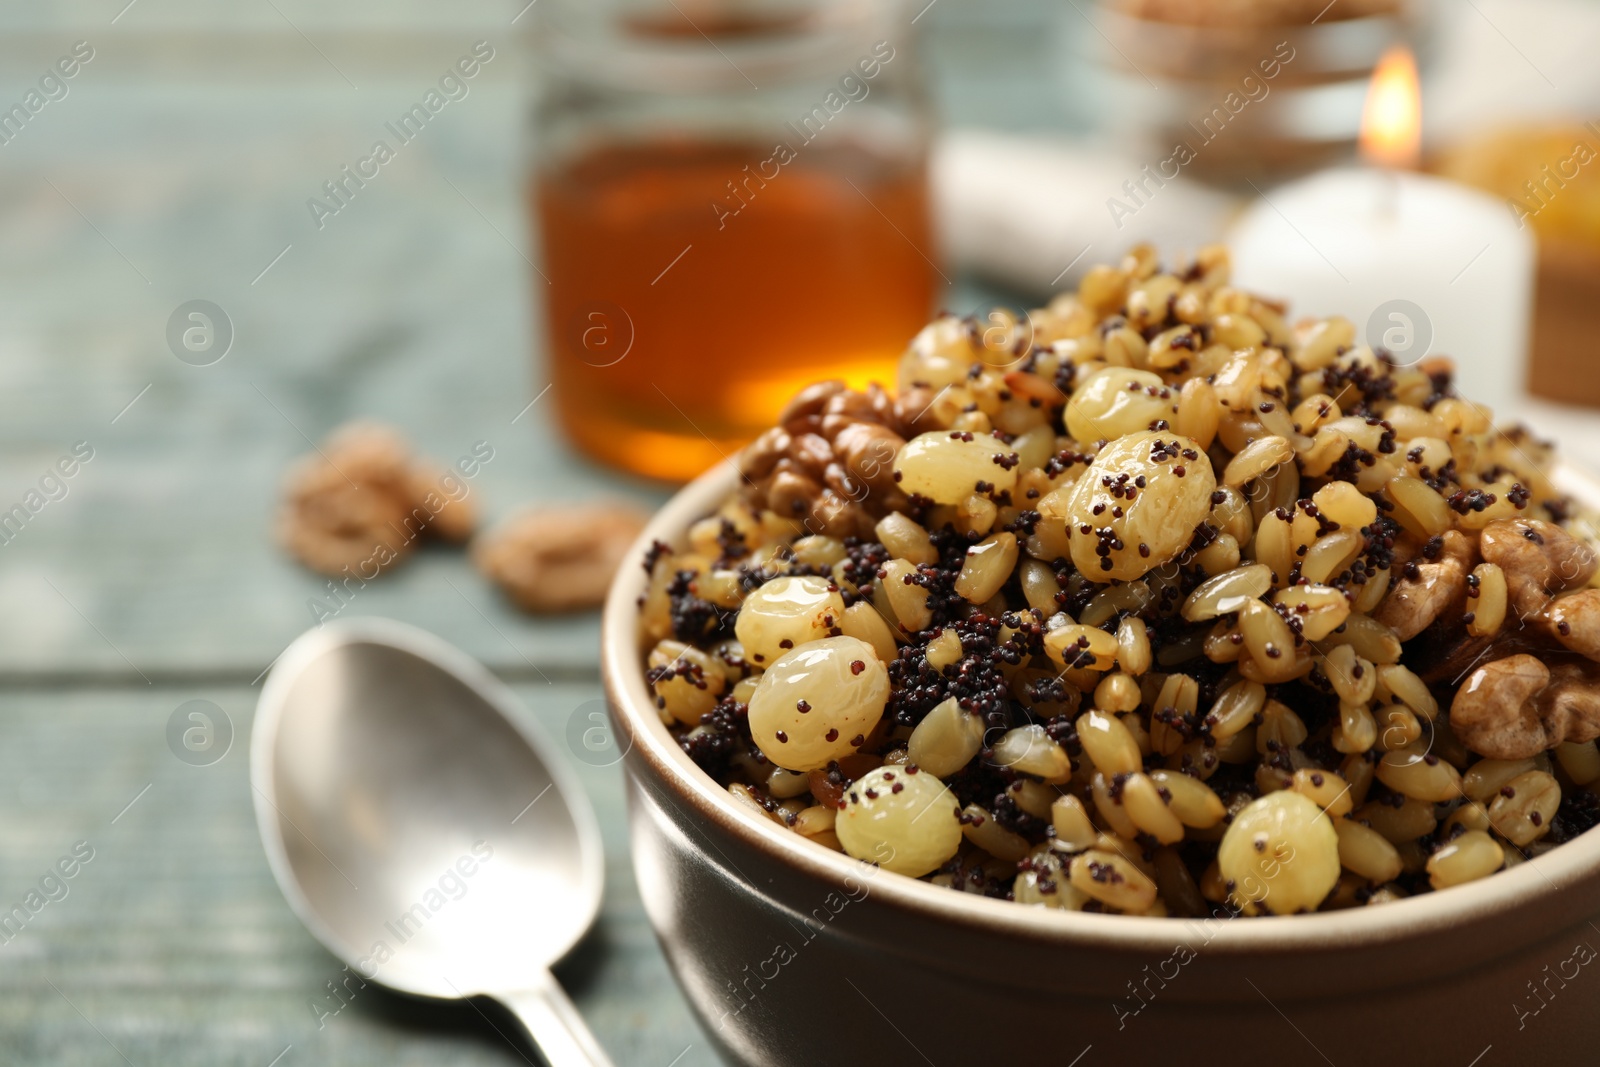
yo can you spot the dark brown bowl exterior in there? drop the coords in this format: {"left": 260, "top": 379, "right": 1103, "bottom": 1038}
{"left": 602, "top": 462, "right": 1600, "bottom": 1066}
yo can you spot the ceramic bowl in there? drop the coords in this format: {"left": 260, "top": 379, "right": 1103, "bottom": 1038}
{"left": 601, "top": 460, "right": 1600, "bottom": 1067}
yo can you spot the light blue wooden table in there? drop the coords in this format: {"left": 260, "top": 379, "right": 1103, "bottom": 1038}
{"left": 0, "top": 3, "right": 1059, "bottom": 1064}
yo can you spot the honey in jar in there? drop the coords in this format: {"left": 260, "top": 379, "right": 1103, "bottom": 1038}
{"left": 532, "top": 1, "right": 939, "bottom": 481}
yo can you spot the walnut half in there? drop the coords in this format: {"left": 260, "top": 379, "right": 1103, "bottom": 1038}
{"left": 473, "top": 502, "right": 648, "bottom": 613}
{"left": 1541, "top": 588, "right": 1600, "bottom": 662}
{"left": 1451, "top": 654, "right": 1600, "bottom": 760}
{"left": 1479, "top": 517, "right": 1598, "bottom": 622}
{"left": 737, "top": 381, "right": 908, "bottom": 540}
{"left": 1373, "top": 529, "right": 1475, "bottom": 641}
{"left": 279, "top": 421, "right": 476, "bottom": 577}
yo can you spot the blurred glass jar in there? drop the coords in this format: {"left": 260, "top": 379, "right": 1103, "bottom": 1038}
{"left": 1067, "top": 0, "right": 1430, "bottom": 183}
{"left": 531, "top": 0, "right": 939, "bottom": 482}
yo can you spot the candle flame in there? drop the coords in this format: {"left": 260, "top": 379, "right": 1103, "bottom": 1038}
{"left": 1360, "top": 45, "right": 1421, "bottom": 169}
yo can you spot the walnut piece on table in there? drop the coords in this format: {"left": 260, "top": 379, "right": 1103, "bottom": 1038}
{"left": 474, "top": 502, "right": 649, "bottom": 613}
{"left": 278, "top": 421, "right": 476, "bottom": 577}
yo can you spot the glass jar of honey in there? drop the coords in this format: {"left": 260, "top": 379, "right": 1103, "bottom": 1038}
{"left": 531, "top": 0, "right": 939, "bottom": 481}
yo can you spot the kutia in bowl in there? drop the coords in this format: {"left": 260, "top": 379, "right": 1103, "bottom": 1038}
{"left": 641, "top": 243, "right": 1600, "bottom": 917}
{"left": 601, "top": 245, "right": 1600, "bottom": 1066}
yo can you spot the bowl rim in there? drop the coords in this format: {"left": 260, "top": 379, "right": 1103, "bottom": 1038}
{"left": 601, "top": 457, "right": 1600, "bottom": 956}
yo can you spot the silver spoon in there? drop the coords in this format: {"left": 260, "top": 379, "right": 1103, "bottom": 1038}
{"left": 251, "top": 617, "right": 615, "bottom": 1066}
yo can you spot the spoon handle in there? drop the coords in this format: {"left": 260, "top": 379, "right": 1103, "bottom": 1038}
{"left": 498, "top": 971, "right": 617, "bottom": 1067}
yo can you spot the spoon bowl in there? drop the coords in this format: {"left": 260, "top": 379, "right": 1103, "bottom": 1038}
{"left": 253, "top": 617, "right": 613, "bottom": 1065}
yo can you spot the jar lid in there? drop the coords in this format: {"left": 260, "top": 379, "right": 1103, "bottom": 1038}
{"left": 535, "top": 0, "right": 910, "bottom": 92}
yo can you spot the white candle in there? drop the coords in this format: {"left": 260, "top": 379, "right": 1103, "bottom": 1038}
{"left": 1228, "top": 166, "right": 1534, "bottom": 408}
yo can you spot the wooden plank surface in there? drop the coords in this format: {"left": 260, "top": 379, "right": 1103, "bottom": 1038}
{"left": 0, "top": 74, "right": 656, "bottom": 680}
